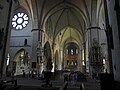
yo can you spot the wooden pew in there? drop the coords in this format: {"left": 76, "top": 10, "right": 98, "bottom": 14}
{"left": 0, "top": 79, "right": 21, "bottom": 90}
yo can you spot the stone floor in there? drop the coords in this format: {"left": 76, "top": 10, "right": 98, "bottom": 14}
{"left": 12, "top": 74, "right": 100, "bottom": 90}
{"left": 1, "top": 73, "right": 101, "bottom": 90}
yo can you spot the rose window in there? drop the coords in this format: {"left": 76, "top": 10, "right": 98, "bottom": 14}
{"left": 12, "top": 12, "right": 29, "bottom": 30}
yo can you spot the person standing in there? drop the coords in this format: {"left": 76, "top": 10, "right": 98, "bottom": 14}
{"left": 64, "top": 74, "right": 68, "bottom": 82}
{"left": 29, "top": 70, "right": 31, "bottom": 77}
{"left": 22, "top": 70, "right": 25, "bottom": 78}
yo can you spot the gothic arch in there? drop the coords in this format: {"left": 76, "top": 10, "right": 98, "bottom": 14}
{"left": 44, "top": 41, "right": 52, "bottom": 62}
{"left": 13, "top": 48, "right": 30, "bottom": 75}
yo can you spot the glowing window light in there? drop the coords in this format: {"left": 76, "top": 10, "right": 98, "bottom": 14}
{"left": 17, "top": 18, "right": 23, "bottom": 24}
{"left": 12, "top": 15, "right": 17, "bottom": 21}
{"left": 6, "top": 54, "right": 10, "bottom": 66}
{"left": 71, "top": 49, "right": 73, "bottom": 55}
{"left": 82, "top": 60, "right": 85, "bottom": 66}
{"left": 18, "top": 13, "right": 24, "bottom": 17}
{"left": 12, "top": 12, "right": 29, "bottom": 30}
{"left": 12, "top": 22, "right": 17, "bottom": 27}
{"left": 103, "top": 58, "right": 106, "bottom": 64}
{"left": 16, "top": 25, "right": 22, "bottom": 29}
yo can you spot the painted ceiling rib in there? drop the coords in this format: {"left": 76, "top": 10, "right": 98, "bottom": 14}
{"left": 25, "top": 0, "right": 31, "bottom": 13}
{"left": 64, "top": 37, "right": 82, "bottom": 46}
{"left": 82, "top": 0, "right": 91, "bottom": 25}
{"left": 91, "top": 0, "right": 97, "bottom": 26}
{"left": 34, "top": 0, "right": 39, "bottom": 27}
{"left": 65, "top": 1, "right": 88, "bottom": 26}
{"left": 50, "top": 17, "right": 53, "bottom": 37}
{"left": 38, "top": 0, "right": 47, "bottom": 28}
{"left": 59, "top": 27, "right": 82, "bottom": 46}
{"left": 41, "top": 1, "right": 66, "bottom": 27}
{"left": 46, "top": 17, "right": 53, "bottom": 38}
{"left": 25, "top": 0, "right": 32, "bottom": 17}
{"left": 69, "top": 8, "right": 84, "bottom": 35}
{"left": 97, "top": 0, "right": 103, "bottom": 25}
{"left": 67, "top": 8, "right": 70, "bottom": 26}
{"left": 53, "top": 9, "right": 66, "bottom": 38}
{"left": 30, "top": 0, "right": 39, "bottom": 28}
{"left": 42, "top": 1, "right": 88, "bottom": 30}
{"left": 60, "top": 27, "right": 68, "bottom": 44}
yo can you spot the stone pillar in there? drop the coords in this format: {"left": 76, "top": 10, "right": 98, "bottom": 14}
{"left": 107, "top": 0, "right": 120, "bottom": 81}
{"left": 0, "top": 0, "right": 13, "bottom": 77}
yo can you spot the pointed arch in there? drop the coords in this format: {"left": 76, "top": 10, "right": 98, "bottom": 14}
{"left": 44, "top": 41, "right": 52, "bottom": 61}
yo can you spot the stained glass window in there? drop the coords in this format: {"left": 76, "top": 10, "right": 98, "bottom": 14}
{"left": 12, "top": 12, "right": 29, "bottom": 30}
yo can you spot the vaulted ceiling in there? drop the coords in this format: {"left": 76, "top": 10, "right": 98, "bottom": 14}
{"left": 18, "top": 0, "right": 104, "bottom": 48}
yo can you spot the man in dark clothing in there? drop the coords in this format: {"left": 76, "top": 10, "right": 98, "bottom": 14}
{"left": 22, "top": 70, "right": 25, "bottom": 77}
